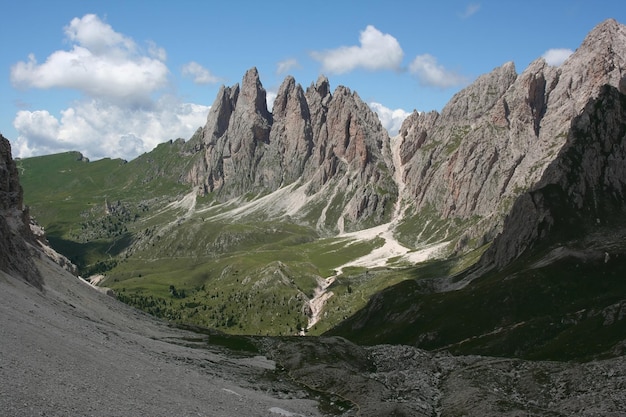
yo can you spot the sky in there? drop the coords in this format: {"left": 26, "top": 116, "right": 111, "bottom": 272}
{"left": 1, "top": 0, "right": 624, "bottom": 161}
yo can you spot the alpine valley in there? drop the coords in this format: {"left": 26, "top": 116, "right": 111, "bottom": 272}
{"left": 3, "top": 18, "right": 626, "bottom": 416}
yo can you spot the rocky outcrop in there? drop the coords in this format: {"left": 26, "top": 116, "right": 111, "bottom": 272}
{"left": 182, "top": 19, "right": 626, "bottom": 244}
{"left": 0, "top": 135, "right": 41, "bottom": 287}
{"left": 262, "top": 336, "right": 626, "bottom": 417}
{"left": 396, "top": 18, "right": 626, "bottom": 250}
{"left": 482, "top": 84, "right": 626, "bottom": 268}
{"left": 185, "top": 68, "right": 397, "bottom": 232}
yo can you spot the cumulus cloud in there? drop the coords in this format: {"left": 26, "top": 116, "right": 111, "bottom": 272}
{"left": 542, "top": 48, "right": 574, "bottom": 66}
{"left": 311, "top": 25, "right": 403, "bottom": 74}
{"left": 12, "top": 111, "right": 61, "bottom": 156}
{"left": 276, "top": 58, "right": 300, "bottom": 75}
{"left": 181, "top": 61, "right": 222, "bottom": 84}
{"left": 409, "top": 54, "right": 468, "bottom": 88}
{"left": 368, "top": 102, "right": 411, "bottom": 136}
{"left": 10, "top": 14, "right": 169, "bottom": 105}
{"left": 9, "top": 14, "right": 214, "bottom": 161}
{"left": 13, "top": 98, "right": 209, "bottom": 160}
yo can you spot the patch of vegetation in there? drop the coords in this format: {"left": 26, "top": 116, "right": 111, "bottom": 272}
{"left": 395, "top": 204, "right": 481, "bottom": 249}
{"left": 328, "top": 235, "right": 626, "bottom": 362}
{"left": 14, "top": 144, "right": 487, "bottom": 339}
{"left": 444, "top": 125, "right": 471, "bottom": 154}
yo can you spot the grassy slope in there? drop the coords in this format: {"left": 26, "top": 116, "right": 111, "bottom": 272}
{"left": 18, "top": 143, "right": 190, "bottom": 274}
{"left": 17, "top": 147, "right": 419, "bottom": 336}
{"left": 326, "top": 232, "right": 626, "bottom": 361}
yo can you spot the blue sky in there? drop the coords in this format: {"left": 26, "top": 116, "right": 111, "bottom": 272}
{"left": 1, "top": 0, "right": 624, "bottom": 160}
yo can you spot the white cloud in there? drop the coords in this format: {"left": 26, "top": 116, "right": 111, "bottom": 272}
{"left": 276, "top": 58, "right": 300, "bottom": 75}
{"left": 181, "top": 61, "right": 222, "bottom": 85}
{"left": 9, "top": 14, "right": 214, "bottom": 161}
{"left": 368, "top": 102, "right": 411, "bottom": 136}
{"left": 12, "top": 110, "right": 61, "bottom": 156}
{"left": 13, "top": 97, "right": 209, "bottom": 161}
{"left": 460, "top": 3, "right": 480, "bottom": 19}
{"left": 64, "top": 14, "right": 135, "bottom": 55}
{"left": 542, "top": 48, "right": 574, "bottom": 66}
{"left": 409, "top": 54, "right": 468, "bottom": 88}
{"left": 148, "top": 40, "right": 167, "bottom": 61}
{"left": 266, "top": 90, "right": 277, "bottom": 112}
{"left": 311, "top": 25, "right": 403, "bottom": 74}
{"left": 10, "top": 14, "right": 169, "bottom": 105}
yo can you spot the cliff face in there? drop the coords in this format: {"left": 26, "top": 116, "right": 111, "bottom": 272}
{"left": 185, "top": 68, "right": 397, "bottom": 232}
{"left": 0, "top": 135, "right": 41, "bottom": 287}
{"left": 396, "top": 18, "right": 626, "bottom": 249}
{"left": 482, "top": 84, "right": 626, "bottom": 269}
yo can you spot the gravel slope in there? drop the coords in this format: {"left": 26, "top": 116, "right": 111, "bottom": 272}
{"left": 0, "top": 255, "right": 320, "bottom": 417}
{"left": 3, "top": 251, "right": 626, "bottom": 416}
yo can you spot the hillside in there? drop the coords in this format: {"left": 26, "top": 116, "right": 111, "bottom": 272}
{"left": 4, "top": 18, "right": 626, "bottom": 416}
{"left": 15, "top": 19, "right": 626, "bottom": 343}
{"left": 3, "top": 138, "right": 626, "bottom": 415}
{"left": 3, "top": 134, "right": 626, "bottom": 416}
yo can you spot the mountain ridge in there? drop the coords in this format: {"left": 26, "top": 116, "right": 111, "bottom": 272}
{"left": 4, "top": 17, "right": 626, "bottom": 416}
{"left": 12, "top": 18, "right": 626, "bottom": 340}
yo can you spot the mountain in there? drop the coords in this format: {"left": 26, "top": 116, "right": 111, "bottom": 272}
{"left": 3, "top": 138, "right": 626, "bottom": 417}
{"left": 327, "top": 20, "right": 626, "bottom": 360}
{"left": 184, "top": 68, "right": 397, "bottom": 233}
{"left": 4, "top": 18, "right": 626, "bottom": 417}
{"left": 327, "top": 83, "right": 626, "bottom": 361}
{"left": 394, "top": 18, "right": 626, "bottom": 250}
{"left": 13, "top": 18, "right": 626, "bottom": 343}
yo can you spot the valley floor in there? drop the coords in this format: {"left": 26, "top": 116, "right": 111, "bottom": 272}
{"left": 3, "top": 252, "right": 626, "bottom": 416}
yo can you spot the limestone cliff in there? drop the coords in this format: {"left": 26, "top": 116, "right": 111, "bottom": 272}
{"left": 482, "top": 84, "right": 626, "bottom": 269}
{"left": 0, "top": 134, "right": 41, "bottom": 287}
{"left": 185, "top": 68, "right": 397, "bottom": 233}
{"left": 396, "top": 18, "right": 626, "bottom": 250}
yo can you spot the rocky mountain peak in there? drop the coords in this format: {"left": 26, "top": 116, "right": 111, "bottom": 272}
{"left": 272, "top": 75, "right": 308, "bottom": 119}
{"left": 202, "top": 84, "right": 239, "bottom": 144}
{"left": 312, "top": 74, "right": 331, "bottom": 100}
{"left": 393, "top": 18, "right": 626, "bottom": 252}
{"left": 240, "top": 67, "right": 271, "bottom": 122}
{"left": 184, "top": 69, "right": 396, "bottom": 232}
{"left": 550, "top": 18, "right": 626, "bottom": 117}
{"left": 579, "top": 18, "right": 625, "bottom": 54}
{"left": 441, "top": 60, "right": 518, "bottom": 121}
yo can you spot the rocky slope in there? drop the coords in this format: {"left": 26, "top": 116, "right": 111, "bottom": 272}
{"left": 3, "top": 231, "right": 626, "bottom": 416}
{"left": 0, "top": 134, "right": 41, "bottom": 287}
{"left": 482, "top": 83, "right": 626, "bottom": 269}
{"left": 184, "top": 68, "right": 397, "bottom": 233}
{"left": 395, "top": 18, "right": 626, "bottom": 250}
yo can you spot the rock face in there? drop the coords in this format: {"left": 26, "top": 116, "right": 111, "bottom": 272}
{"left": 482, "top": 84, "right": 626, "bottom": 269}
{"left": 180, "top": 19, "right": 626, "bottom": 247}
{"left": 396, "top": 18, "right": 626, "bottom": 249}
{"left": 263, "top": 336, "right": 626, "bottom": 417}
{"left": 0, "top": 134, "right": 40, "bottom": 287}
{"left": 185, "top": 68, "right": 397, "bottom": 232}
